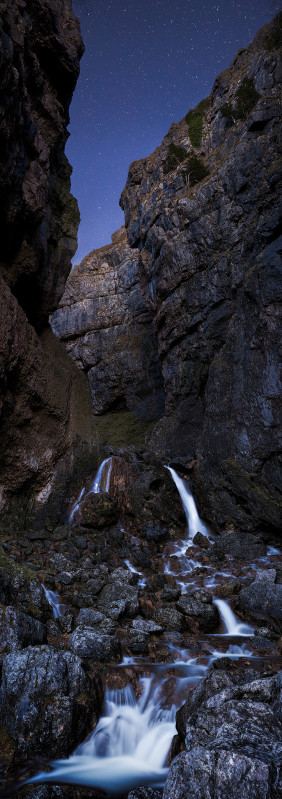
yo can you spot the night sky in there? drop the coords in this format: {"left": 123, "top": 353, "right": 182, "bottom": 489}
{"left": 68, "top": 0, "right": 276, "bottom": 264}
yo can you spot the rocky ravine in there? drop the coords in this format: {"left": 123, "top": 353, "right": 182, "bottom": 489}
{"left": 0, "top": 0, "right": 98, "bottom": 530}
{"left": 54, "top": 18, "right": 282, "bottom": 537}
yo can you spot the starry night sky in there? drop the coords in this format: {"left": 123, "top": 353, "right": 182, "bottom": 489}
{"left": 68, "top": 0, "right": 276, "bottom": 264}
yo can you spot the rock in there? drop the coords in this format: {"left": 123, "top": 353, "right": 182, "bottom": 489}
{"left": 51, "top": 226, "right": 164, "bottom": 420}
{"left": 79, "top": 493, "right": 118, "bottom": 528}
{"left": 68, "top": 627, "right": 122, "bottom": 661}
{"left": 0, "top": 0, "right": 98, "bottom": 528}
{"left": 155, "top": 608, "right": 184, "bottom": 632}
{"left": 131, "top": 618, "right": 163, "bottom": 634}
{"left": 176, "top": 590, "right": 219, "bottom": 632}
{"left": 128, "top": 790, "right": 162, "bottom": 799}
{"left": 240, "top": 580, "right": 282, "bottom": 629}
{"left": 193, "top": 532, "right": 210, "bottom": 548}
{"left": 129, "top": 629, "right": 149, "bottom": 654}
{"left": 0, "top": 645, "right": 102, "bottom": 757}
{"left": 0, "top": 606, "right": 46, "bottom": 661}
{"left": 161, "top": 587, "right": 181, "bottom": 602}
{"left": 146, "top": 526, "right": 169, "bottom": 542}
{"left": 163, "top": 749, "right": 278, "bottom": 799}
{"left": 167, "top": 670, "right": 282, "bottom": 798}
{"left": 97, "top": 577, "right": 139, "bottom": 619}
{"left": 76, "top": 608, "right": 116, "bottom": 635}
{"left": 212, "top": 531, "right": 266, "bottom": 561}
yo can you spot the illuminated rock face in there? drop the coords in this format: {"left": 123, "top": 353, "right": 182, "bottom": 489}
{"left": 0, "top": 1, "right": 98, "bottom": 527}
{"left": 119, "top": 20, "right": 281, "bottom": 534}
{"left": 51, "top": 226, "right": 165, "bottom": 420}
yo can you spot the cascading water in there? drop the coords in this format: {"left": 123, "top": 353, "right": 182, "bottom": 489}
{"left": 91, "top": 456, "right": 113, "bottom": 493}
{"left": 213, "top": 598, "right": 254, "bottom": 636}
{"left": 69, "top": 457, "right": 113, "bottom": 522}
{"left": 23, "top": 462, "right": 262, "bottom": 797}
{"left": 41, "top": 584, "right": 66, "bottom": 619}
{"left": 165, "top": 466, "right": 209, "bottom": 541}
{"left": 29, "top": 681, "right": 176, "bottom": 793}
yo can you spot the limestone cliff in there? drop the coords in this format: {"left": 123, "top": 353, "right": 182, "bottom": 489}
{"left": 0, "top": 0, "right": 98, "bottom": 528}
{"left": 51, "top": 226, "right": 165, "bottom": 420}
{"left": 120, "top": 19, "right": 281, "bottom": 534}
{"left": 56, "top": 18, "right": 281, "bottom": 535}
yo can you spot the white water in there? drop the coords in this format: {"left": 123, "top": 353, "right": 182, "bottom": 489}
{"left": 165, "top": 466, "right": 209, "bottom": 541}
{"left": 29, "top": 681, "right": 175, "bottom": 794}
{"left": 69, "top": 457, "right": 113, "bottom": 523}
{"left": 213, "top": 598, "right": 254, "bottom": 636}
{"left": 29, "top": 466, "right": 261, "bottom": 796}
{"left": 91, "top": 456, "right": 113, "bottom": 493}
{"left": 41, "top": 584, "right": 66, "bottom": 619}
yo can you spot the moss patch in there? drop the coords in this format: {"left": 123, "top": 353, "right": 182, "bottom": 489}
{"left": 94, "top": 410, "right": 156, "bottom": 449}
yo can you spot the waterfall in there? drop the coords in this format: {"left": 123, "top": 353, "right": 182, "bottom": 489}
{"left": 69, "top": 457, "right": 113, "bottom": 523}
{"left": 29, "top": 680, "right": 175, "bottom": 794}
{"left": 165, "top": 466, "right": 208, "bottom": 541}
{"left": 91, "top": 457, "right": 113, "bottom": 493}
{"left": 41, "top": 584, "right": 66, "bottom": 619}
{"left": 213, "top": 598, "right": 254, "bottom": 636}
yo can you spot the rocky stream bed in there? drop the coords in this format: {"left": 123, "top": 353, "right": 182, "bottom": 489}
{"left": 0, "top": 453, "right": 281, "bottom": 798}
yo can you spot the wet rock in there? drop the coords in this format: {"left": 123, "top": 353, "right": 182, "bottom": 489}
{"left": 193, "top": 532, "right": 210, "bottom": 549}
{"left": 0, "top": 645, "right": 102, "bottom": 757}
{"left": 155, "top": 608, "right": 184, "bottom": 632}
{"left": 68, "top": 627, "right": 122, "bottom": 662}
{"left": 131, "top": 618, "right": 163, "bottom": 634}
{"left": 176, "top": 590, "right": 219, "bottom": 632}
{"left": 0, "top": 548, "right": 46, "bottom": 618}
{"left": 240, "top": 579, "right": 282, "bottom": 630}
{"left": 128, "top": 789, "right": 162, "bottom": 799}
{"left": 169, "top": 670, "right": 282, "bottom": 798}
{"left": 79, "top": 493, "right": 118, "bottom": 528}
{"left": 128, "top": 790, "right": 163, "bottom": 799}
{"left": 76, "top": 609, "right": 116, "bottom": 635}
{"left": 212, "top": 531, "right": 266, "bottom": 561}
{"left": 97, "top": 574, "right": 139, "bottom": 619}
{"left": 163, "top": 748, "right": 278, "bottom": 799}
{"left": 0, "top": 606, "right": 46, "bottom": 661}
{"left": 176, "top": 671, "right": 281, "bottom": 758}
{"left": 161, "top": 587, "right": 181, "bottom": 602}
{"left": 129, "top": 629, "right": 149, "bottom": 654}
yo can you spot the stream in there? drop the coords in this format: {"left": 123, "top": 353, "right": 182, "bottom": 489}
{"left": 23, "top": 458, "right": 281, "bottom": 796}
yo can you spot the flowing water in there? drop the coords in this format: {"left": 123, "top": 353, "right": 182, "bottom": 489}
{"left": 22, "top": 461, "right": 265, "bottom": 795}
{"left": 41, "top": 584, "right": 66, "bottom": 619}
{"left": 69, "top": 457, "right": 113, "bottom": 523}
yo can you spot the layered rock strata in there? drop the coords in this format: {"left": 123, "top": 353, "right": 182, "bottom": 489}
{"left": 51, "top": 227, "right": 165, "bottom": 419}
{"left": 119, "top": 19, "right": 282, "bottom": 535}
{"left": 0, "top": 0, "right": 98, "bottom": 527}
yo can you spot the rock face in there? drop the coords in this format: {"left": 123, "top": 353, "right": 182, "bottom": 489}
{"left": 51, "top": 226, "right": 165, "bottom": 419}
{"left": 118, "top": 21, "right": 281, "bottom": 534}
{"left": 0, "top": 645, "right": 102, "bottom": 757}
{"left": 0, "top": 0, "right": 98, "bottom": 527}
{"left": 164, "top": 670, "right": 282, "bottom": 799}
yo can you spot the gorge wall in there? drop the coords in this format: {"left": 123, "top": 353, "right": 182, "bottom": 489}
{"left": 55, "top": 19, "right": 282, "bottom": 536}
{"left": 0, "top": 0, "right": 98, "bottom": 528}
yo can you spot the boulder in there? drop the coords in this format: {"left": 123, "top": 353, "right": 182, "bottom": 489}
{"left": 176, "top": 589, "right": 219, "bottom": 632}
{"left": 79, "top": 493, "right": 118, "bottom": 528}
{"left": 166, "top": 670, "right": 282, "bottom": 798}
{"left": 0, "top": 606, "right": 46, "bottom": 662}
{"left": 212, "top": 531, "right": 266, "bottom": 561}
{"left": 240, "top": 579, "right": 282, "bottom": 630}
{"left": 0, "top": 645, "right": 102, "bottom": 757}
{"left": 68, "top": 627, "right": 122, "bottom": 662}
